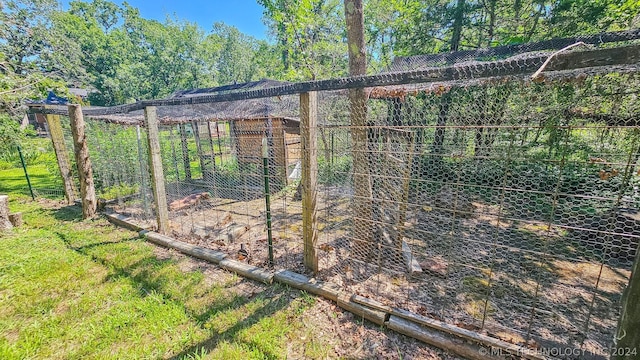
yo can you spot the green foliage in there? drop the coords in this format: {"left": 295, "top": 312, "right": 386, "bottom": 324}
{"left": 99, "top": 183, "right": 140, "bottom": 201}
{"left": 318, "top": 155, "right": 352, "bottom": 185}
{"left": 258, "top": 0, "right": 348, "bottom": 80}
{"left": 0, "top": 115, "right": 24, "bottom": 154}
{"left": 0, "top": 0, "right": 71, "bottom": 116}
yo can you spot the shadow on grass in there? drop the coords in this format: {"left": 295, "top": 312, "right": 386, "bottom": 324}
{"left": 51, "top": 205, "right": 83, "bottom": 222}
{"left": 54, "top": 228, "right": 295, "bottom": 359}
{"left": 169, "top": 291, "right": 291, "bottom": 360}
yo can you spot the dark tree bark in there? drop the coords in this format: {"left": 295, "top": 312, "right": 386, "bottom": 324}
{"left": 430, "top": 0, "right": 465, "bottom": 158}
{"left": 450, "top": 0, "right": 466, "bottom": 52}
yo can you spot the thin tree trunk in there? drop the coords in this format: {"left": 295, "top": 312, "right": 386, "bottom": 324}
{"left": 318, "top": 126, "right": 332, "bottom": 164}
{"left": 344, "top": 0, "right": 374, "bottom": 259}
{"left": 68, "top": 104, "right": 97, "bottom": 219}
{"left": 450, "top": 0, "right": 465, "bottom": 52}
{"left": 487, "top": 0, "right": 496, "bottom": 47}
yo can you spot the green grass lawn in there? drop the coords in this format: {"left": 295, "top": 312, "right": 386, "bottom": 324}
{"left": 0, "top": 197, "right": 334, "bottom": 359}
{"left": 0, "top": 165, "right": 62, "bottom": 198}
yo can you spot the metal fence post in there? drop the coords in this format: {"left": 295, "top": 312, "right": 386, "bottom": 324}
{"left": 262, "top": 137, "right": 274, "bottom": 266}
{"left": 17, "top": 145, "right": 35, "bottom": 200}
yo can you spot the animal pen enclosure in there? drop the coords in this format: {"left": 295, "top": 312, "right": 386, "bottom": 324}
{"left": 36, "top": 31, "right": 640, "bottom": 358}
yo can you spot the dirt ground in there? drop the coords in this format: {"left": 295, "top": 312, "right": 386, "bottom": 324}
{"left": 111, "top": 183, "right": 632, "bottom": 358}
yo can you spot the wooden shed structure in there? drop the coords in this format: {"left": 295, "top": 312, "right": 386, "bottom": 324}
{"left": 168, "top": 80, "right": 301, "bottom": 190}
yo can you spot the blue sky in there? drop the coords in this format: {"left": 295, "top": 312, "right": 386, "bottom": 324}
{"left": 61, "top": 0, "right": 270, "bottom": 40}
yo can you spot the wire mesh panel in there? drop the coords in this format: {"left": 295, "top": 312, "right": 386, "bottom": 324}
{"left": 156, "top": 99, "right": 304, "bottom": 269}
{"left": 313, "top": 69, "right": 640, "bottom": 356}
{"left": 83, "top": 119, "right": 154, "bottom": 227}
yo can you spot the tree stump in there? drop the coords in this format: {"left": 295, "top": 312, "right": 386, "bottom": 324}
{"left": 9, "top": 212, "right": 23, "bottom": 227}
{"left": 0, "top": 195, "right": 13, "bottom": 230}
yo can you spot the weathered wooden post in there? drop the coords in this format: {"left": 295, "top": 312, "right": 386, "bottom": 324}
{"left": 0, "top": 195, "right": 13, "bottom": 230}
{"left": 144, "top": 106, "right": 169, "bottom": 234}
{"left": 178, "top": 124, "right": 192, "bottom": 180}
{"left": 45, "top": 111, "right": 78, "bottom": 204}
{"left": 68, "top": 104, "right": 97, "bottom": 219}
{"left": 613, "top": 244, "right": 640, "bottom": 359}
{"left": 301, "top": 91, "right": 319, "bottom": 273}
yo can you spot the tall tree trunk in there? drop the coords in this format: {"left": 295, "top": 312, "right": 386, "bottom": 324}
{"left": 487, "top": 0, "right": 496, "bottom": 47}
{"left": 450, "top": 0, "right": 465, "bottom": 52}
{"left": 432, "top": 93, "right": 451, "bottom": 156}
{"left": 430, "top": 0, "right": 465, "bottom": 159}
{"left": 344, "top": 0, "right": 374, "bottom": 259}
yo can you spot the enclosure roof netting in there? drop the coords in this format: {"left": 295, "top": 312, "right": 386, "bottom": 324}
{"left": 170, "top": 79, "right": 292, "bottom": 98}
{"left": 42, "top": 79, "right": 300, "bottom": 126}
{"left": 387, "top": 29, "right": 640, "bottom": 72}
{"left": 30, "top": 29, "right": 640, "bottom": 122}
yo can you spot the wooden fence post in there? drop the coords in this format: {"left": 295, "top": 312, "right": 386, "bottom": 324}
{"left": 68, "top": 104, "right": 97, "bottom": 219}
{"left": 614, "top": 244, "right": 640, "bottom": 359}
{"left": 144, "top": 106, "right": 169, "bottom": 234}
{"left": 45, "top": 111, "right": 77, "bottom": 204}
{"left": 301, "top": 91, "right": 318, "bottom": 273}
{"left": 178, "top": 124, "right": 192, "bottom": 181}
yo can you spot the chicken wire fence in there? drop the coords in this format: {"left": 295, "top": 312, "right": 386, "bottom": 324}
{"left": 33, "top": 30, "right": 640, "bottom": 358}
{"left": 314, "top": 73, "right": 640, "bottom": 356}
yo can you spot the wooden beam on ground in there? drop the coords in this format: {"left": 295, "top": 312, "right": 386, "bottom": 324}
{"left": 45, "top": 111, "right": 77, "bottom": 204}
{"left": 68, "top": 104, "right": 97, "bottom": 219}
{"left": 144, "top": 106, "right": 169, "bottom": 233}
{"left": 301, "top": 91, "right": 318, "bottom": 273}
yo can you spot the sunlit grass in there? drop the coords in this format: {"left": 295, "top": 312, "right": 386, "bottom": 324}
{"left": 0, "top": 198, "right": 332, "bottom": 359}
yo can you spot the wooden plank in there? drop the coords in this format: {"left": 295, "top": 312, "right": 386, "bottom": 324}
{"left": 105, "top": 213, "right": 146, "bottom": 232}
{"left": 145, "top": 231, "right": 227, "bottom": 263}
{"left": 301, "top": 92, "right": 319, "bottom": 273}
{"left": 389, "top": 307, "right": 546, "bottom": 360}
{"left": 219, "top": 258, "right": 274, "bottom": 284}
{"left": 274, "top": 269, "right": 341, "bottom": 302}
{"left": 337, "top": 292, "right": 387, "bottom": 326}
{"left": 45, "top": 112, "right": 77, "bottom": 204}
{"left": 68, "top": 104, "right": 97, "bottom": 219}
{"left": 387, "top": 316, "right": 505, "bottom": 360}
{"left": 144, "top": 106, "right": 169, "bottom": 233}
